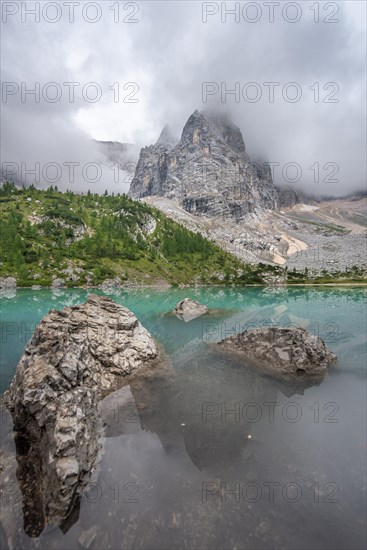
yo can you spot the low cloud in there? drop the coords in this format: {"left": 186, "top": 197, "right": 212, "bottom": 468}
{"left": 1, "top": 1, "right": 365, "bottom": 195}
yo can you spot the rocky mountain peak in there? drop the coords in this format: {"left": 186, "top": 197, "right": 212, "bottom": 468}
{"left": 179, "top": 110, "right": 247, "bottom": 158}
{"left": 156, "top": 124, "right": 176, "bottom": 148}
{"left": 129, "top": 109, "right": 277, "bottom": 221}
{"left": 209, "top": 112, "right": 248, "bottom": 157}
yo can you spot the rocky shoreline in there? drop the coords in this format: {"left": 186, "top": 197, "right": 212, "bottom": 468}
{"left": 1, "top": 280, "right": 366, "bottom": 292}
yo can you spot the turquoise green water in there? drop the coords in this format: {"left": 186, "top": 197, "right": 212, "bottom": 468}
{"left": 0, "top": 287, "right": 366, "bottom": 549}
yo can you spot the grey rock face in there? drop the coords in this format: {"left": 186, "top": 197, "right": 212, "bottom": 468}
{"left": 0, "top": 277, "right": 17, "bottom": 298}
{"left": 129, "top": 110, "right": 277, "bottom": 221}
{"left": 4, "top": 294, "right": 160, "bottom": 526}
{"left": 51, "top": 277, "right": 65, "bottom": 288}
{"left": 216, "top": 327, "right": 336, "bottom": 374}
{"left": 275, "top": 186, "right": 318, "bottom": 208}
{"left": 174, "top": 298, "right": 209, "bottom": 322}
{"left": 99, "top": 277, "right": 122, "bottom": 293}
{"left": 0, "top": 277, "right": 16, "bottom": 288}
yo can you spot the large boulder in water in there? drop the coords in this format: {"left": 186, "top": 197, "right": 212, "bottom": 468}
{"left": 216, "top": 327, "right": 336, "bottom": 374}
{"left": 3, "top": 294, "right": 162, "bottom": 529}
{"left": 174, "top": 298, "right": 208, "bottom": 322}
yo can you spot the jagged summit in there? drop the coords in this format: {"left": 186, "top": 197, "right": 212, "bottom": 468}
{"left": 181, "top": 110, "right": 248, "bottom": 158}
{"left": 155, "top": 124, "right": 177, "bottom": 148}
{"left": 129, "top": 110, "right": 277, "bottom": 221}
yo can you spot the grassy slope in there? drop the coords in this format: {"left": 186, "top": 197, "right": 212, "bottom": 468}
{"left": 0, "top": 184, "right": 283, "bottom": 286}
{"left": 1, "top": 184, "right": 365, "bottom": 286}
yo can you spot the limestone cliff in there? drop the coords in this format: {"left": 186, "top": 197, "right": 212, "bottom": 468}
{"left": 129, "top": 110, "right": 277, "bottom": 222}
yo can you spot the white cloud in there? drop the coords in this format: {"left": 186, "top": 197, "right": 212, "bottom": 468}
{"left": 1, "top": 0, "right": 365, "bottom": 195}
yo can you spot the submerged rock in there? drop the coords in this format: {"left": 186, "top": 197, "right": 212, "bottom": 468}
{"left": 4, "top": 294, "right": 162, "bottom": 528}
{"left": 216, "top": 327, "right": 336, "bottom": 374}
{"left": 174, "top": 298, "right": 208, "bottom": 322}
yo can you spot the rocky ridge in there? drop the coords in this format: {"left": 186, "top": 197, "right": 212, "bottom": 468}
{"left": 129, "top": 110, "right": 366, "bottom": 271}
{"left": 128, "top": 111, "right": 292, "bottom": 264}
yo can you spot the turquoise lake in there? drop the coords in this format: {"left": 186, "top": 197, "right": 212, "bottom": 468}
{"left": 0, "top": 287, "right": 366, "bottom": 549}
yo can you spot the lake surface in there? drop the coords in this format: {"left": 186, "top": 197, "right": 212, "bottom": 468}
{"left": 1, "top": 287, "right": 366, "bottom": 549}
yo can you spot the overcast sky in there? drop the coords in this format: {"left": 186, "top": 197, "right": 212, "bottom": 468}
{"left": 1, "top": 0, "right": 366, "bottom": 195}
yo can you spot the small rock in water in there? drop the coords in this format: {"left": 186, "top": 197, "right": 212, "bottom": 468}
{"left": 173, "top": 298, "right": 208, "bottom": 322}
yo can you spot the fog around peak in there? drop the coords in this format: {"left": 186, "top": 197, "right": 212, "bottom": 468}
{"left": 1, "top": 1, "right": 365, "bottom": 195}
